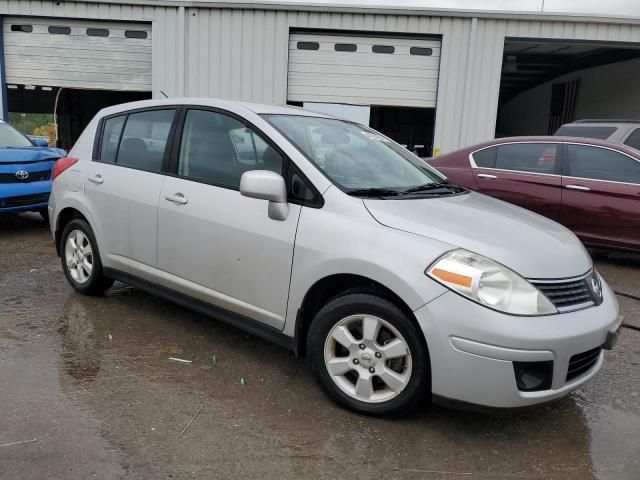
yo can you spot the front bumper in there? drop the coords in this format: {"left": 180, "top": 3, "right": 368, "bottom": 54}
{"left": 0, "top": 180, "right": 51, "bottom": 213}
{"left": 415, "top": 279, "right": 620, "bottom": 408}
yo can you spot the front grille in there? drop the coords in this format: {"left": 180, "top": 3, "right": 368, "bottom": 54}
{"left": 0, "top": 193, "right": 50, "bottom": 208}
{"left": 0, "top": 170, "right": 51, "bottom": 183}
{"left": 531, "top": 276, "right": 595, "bottom": 311}
{"left": 566, "top": 346, "right": 602, "bottom": 382}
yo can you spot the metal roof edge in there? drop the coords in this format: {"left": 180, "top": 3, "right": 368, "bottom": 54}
{"left": 51, "top": 1, "right": 640, "bottom": 25}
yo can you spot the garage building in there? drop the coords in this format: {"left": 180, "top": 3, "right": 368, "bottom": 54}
{"left": 0, "top": 0, "right": 638, "bottom": 154}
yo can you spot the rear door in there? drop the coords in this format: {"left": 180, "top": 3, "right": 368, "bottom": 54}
{"left": 470, "top": 142, "right": 563, "bottom": 221}
{"left": 560, "top": 143, "right": 640, "bottom": 250}
{"left": 84, "top": 107, "right": 177, "bottom": 272}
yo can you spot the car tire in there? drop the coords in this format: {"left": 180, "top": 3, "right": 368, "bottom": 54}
{"left": 307, "top": 292, "right": 430, "bottom": 417}
{"left": 60, "top": 218, "right": 114, "bottom": 295}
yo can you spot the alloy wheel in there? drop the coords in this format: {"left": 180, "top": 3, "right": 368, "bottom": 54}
{"left": 323, "top": 314, "right": 412, "bottom": 403}
{"left": 64, "top": 230, "right": 94, "bottom": 284}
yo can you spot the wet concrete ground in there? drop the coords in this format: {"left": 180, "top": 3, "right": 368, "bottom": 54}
{"left": 1, "top": 212, "right": 639, "bottom": 480}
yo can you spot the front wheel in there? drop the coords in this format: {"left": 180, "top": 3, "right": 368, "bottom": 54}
{"left": 308, "top": 292, "right": 430, "bottom": 417}
{"left": 60, "top": 218, "right": 114, "bottom": 295}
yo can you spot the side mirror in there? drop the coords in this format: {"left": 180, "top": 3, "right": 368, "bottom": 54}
{"left": 33, "top": 138, "right": 49, "bottom": 147}
{"left": 240, "top": 170, "right": 289, "bottom": 221}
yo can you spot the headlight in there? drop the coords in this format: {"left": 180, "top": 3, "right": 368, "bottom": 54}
{"left": 426, "top": 249, "right": 557, "bottom": 315}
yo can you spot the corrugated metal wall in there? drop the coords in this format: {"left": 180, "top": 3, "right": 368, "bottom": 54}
{"left": 173, "top": 10, "right": 640, "bottom": 153}
{"left": 176, "top": 8, "right": 477, "bottom": 153}
{"left": 0, "top": 2, "right": 639, "bottom": 152}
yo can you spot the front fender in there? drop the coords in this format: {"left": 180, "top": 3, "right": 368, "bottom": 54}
{"left": 283, "top": 198, "right": 451, "bottom": 337}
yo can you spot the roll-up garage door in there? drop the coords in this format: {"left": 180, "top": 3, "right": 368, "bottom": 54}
{"left": 287, "top": 32, "right": 441, "bottom": 108}
{"left": 3, "top": 17, "right": 151, "bottom": 91}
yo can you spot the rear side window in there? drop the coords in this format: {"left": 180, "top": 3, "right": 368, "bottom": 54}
{"left": 495, "top": 143, "right": 559, "bottom": 174}
{"left": 178, "top": 109, "right": 282, "bottom": 189}
{"left": 623, "top": 128, "right": 640, "bottom": 150}
{"left": 566, "top": 144, "right": 640, "bottom": 184}
{"left": 471, "top": 147, "right": 497, "bottom": 168}
{"left": 100, "top": 116, "right": 126, "bottom": 163}
{"left": 116, "top": 109, "right": 175, "bottom": 172}
{"left": 554, "top": 126, "right": 617, "bottom": 140}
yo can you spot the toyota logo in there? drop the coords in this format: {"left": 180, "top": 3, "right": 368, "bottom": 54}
{"left": 15, "top": 170, "right": 29, "bottom": 180}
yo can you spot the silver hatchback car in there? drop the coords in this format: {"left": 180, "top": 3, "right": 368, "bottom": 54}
{"left": 49, "top": 99, "right": 622, "bottom": 416}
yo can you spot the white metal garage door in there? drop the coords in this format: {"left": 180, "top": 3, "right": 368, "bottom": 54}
{"left": 3, "top": 17, "right": 151, "bottom": 91}
{"left": 288, "top": 33, "right": 441, "bottom": 108}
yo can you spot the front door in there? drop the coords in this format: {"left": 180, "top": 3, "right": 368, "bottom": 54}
{"left": 83, "top": 108, "right": 176, "bottom": 271}
{"left": 157, "top": 108, "right": 300, "bottom": 330}
{"left": 561, "top": 143, "right": 640, "bottom": 250}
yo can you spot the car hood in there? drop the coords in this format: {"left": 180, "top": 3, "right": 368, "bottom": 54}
{"left": 363, "top": 192, "right": 592, "bottom": 279}
{"left": 0, "top": 147, "right": 66, "bottom": 163}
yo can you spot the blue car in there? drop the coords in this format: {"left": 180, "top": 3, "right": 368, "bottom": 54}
{"left": 0, "top": 120, "right": 66, "bottom": 221}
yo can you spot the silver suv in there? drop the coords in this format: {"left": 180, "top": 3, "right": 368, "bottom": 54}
{"left": 555, "top": 119, "right": 640, "bottom": 150}
{"left": 49, "top": 99, "right": 621, "bottom": 416}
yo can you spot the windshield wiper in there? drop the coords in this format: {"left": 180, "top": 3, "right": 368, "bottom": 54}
{"left": 402, "top": 182, "right": 464, "bottom": 194}
{"left": 346, "top": 188, "right": 402, "bottom": 198}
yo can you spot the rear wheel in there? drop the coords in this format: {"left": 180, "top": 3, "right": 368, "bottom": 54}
{"left": 60, "top": 218, "right": 114, "bottom": 295}
{"left": 308, "top": 292, "right": 430, "bottom": 417}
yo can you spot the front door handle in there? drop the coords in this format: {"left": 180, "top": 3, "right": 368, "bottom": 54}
{"left": 88, "top": 174, "right": 103, "bottom": 184}
{"left": 477, "top": 173, "right": 498, "bottom": 179}
{"left": 165, "top": 193, "right": 188, "bottom": 205}
{"left": 565, "top": 184, "right": 590, "bottom": 191}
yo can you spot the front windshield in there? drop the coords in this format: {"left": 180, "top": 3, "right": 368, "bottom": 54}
{"left": 0, "top": 122, "right": 34, "bottom": 148}
{"left": 263, "top": 114, "right": 450, "bottom": 194}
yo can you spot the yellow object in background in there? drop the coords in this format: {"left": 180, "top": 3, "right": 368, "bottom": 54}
{"left": 433, "top": 147, "right": 440, "bottom": 157}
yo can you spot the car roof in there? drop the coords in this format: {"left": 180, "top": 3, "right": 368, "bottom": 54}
{"left": 561, "top": 120, "right": 640, "bottom": 127}
{"left": 97, "top": 97, "right": 333, "bottom": 119}
{"left": 465, "top": 136, "right": 640, "bottom": 157}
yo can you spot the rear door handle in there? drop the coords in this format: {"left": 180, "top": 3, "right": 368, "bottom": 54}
{"left": 565, "top": 184, "right": 590, "bottom": 191}
{"left": 477, "top": 173, "right": 498, "bottom": 179}
{"left": 88, "top": 174, "right": 103, "bottom": 184}
{"left": 165, "top": 193, "right": 188, "bottom": 205}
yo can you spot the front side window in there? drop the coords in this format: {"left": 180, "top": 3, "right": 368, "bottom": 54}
{"left": 100, "top": 116, "right": 126, "bottom": 163}
{"left": 494, "top": 143, "right": 558, "bottom": 174}
{"left": 623, "top": 128, "right": 640, "bottom": 151}
{"left": 178, "top": 110, "right": 282, "bottom": 189}
{"left": 566, "top": 144, "right": 640, "bottom": 184}
{"left": 0, "top": 122, "right": 35, "bottom": 148}
{"left": 116, "top": 109, "right": 175, "bottom": 172}
{"left": 263, "top": 115, "right": 449, "bottom": 196}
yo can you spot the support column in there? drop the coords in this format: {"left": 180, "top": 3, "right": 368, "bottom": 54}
{"left": 0, "top": 16, "right": 8, "bottom": 120}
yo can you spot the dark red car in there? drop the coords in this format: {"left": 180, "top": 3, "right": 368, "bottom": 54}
{"left": 428, "top": 136, "right": 640, "bottom": 252}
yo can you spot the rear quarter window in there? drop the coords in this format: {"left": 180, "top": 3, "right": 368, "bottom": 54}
{"left": 99, "top": 116, "right": 126, "bottom": 163}
{"left": 554, "top": 126, "right": 617, "bottom": 140}
{"left": 471, "top": 147, "right": 497, "bottom": 168}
